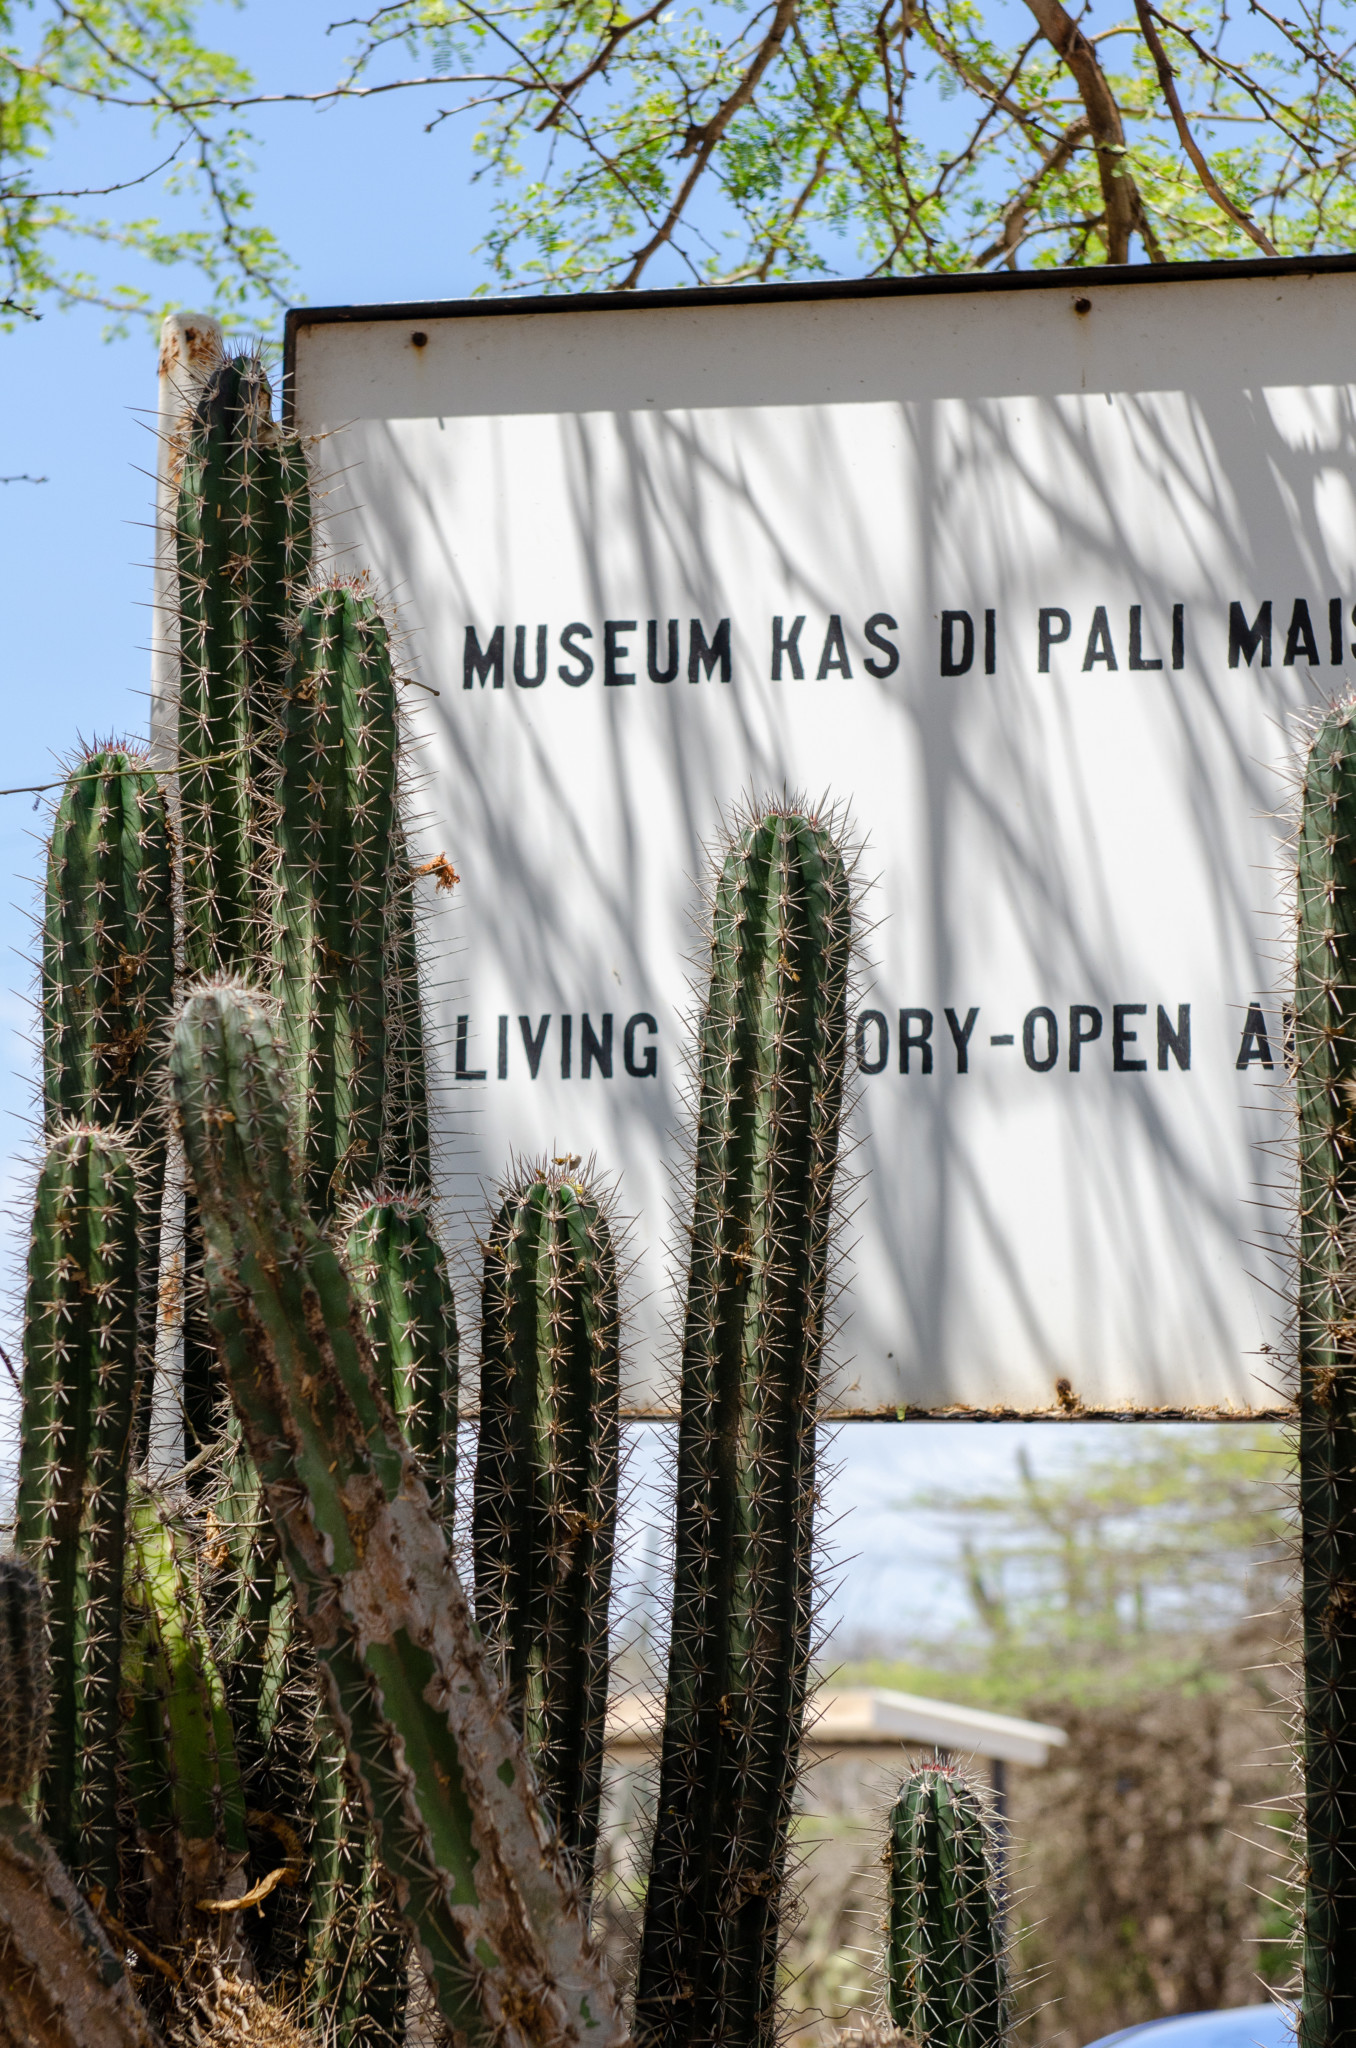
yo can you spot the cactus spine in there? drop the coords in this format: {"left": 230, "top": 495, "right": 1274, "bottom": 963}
{"left": 884, "top": 1764, "right": 1006, "bottom": 2048}
{"left": 170, "top": 979, "right": 625, "bottom": 2048}
{"left": 41, "top": 747, "right": 174, "bottom": 1143}
{"left": 15, "top": 1127, "right": 142, "bottom": 1899}
{"left": 0, "top": 1561, "right": 160, "bottom": 2048}
{"left": 342, "top": 1190, "right": 459, "bottom": 1526}
{"left": 634, "top": 802, "right": 852, "bottom": 2048}
{"left": 1294, "top": 699, "right": 1356, "bottom": 2047}
{"left": 473, "top": 1163, "right": 620, "bottom": 1890}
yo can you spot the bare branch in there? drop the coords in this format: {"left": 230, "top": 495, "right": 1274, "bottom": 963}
{"left": 1022, "top": 0, "right": 1156, "bottom": 260}
{"left": 1135, "top": 0, "right": 1277, "bottom": 250}
{"left": 537, "top": 0, "right": 675, "bottom": 129}
{"left": 972, "top": 112, "right": 1090, "bottom": 265}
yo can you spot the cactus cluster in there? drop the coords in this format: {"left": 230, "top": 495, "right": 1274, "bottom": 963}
{"left": 1293, "top": 698, "right": 1356, "bottom": 2048}
{"left": 13, "top": 320, "right": 897, "bottom": 2048}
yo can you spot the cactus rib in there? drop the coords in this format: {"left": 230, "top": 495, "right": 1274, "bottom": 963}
{"left": 634, "top": 801, "right": 852, "bottom": 2048}
{"left": 170, "top": 978, "right": 625, "bottom": 2048}
{"left": 474, "top": 1161, "right": 620, "bottom": 1892}
{"left": 0, "top": 1557, "right": 49, "bottom": 1808}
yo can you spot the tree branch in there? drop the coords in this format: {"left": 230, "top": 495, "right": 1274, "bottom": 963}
{"left": 972, "top": 111, "right": 1090, "bottom": 266}
{"left": 1021, "top": 0, "right": 1155, "bottom": 260}
{"left": 1133, "top": 0, "right": 1277, "bottom": 251}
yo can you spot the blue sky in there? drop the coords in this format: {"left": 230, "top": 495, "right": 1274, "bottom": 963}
{"left": 0, "top": 0, "right": 1274, "bottom": 1659}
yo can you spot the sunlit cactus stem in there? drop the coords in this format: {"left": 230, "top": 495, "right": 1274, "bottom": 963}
{"left": 170, "top": 978, "right": 625, "bottom": 2048}
{"left": 176, "top": 352, "right": 312, "bottom": 980}
{"left": 884, "top": 1763, "right": 1006, "bottom": 2048}
{"left": 41, "top": 746, "right": 174, "bottom": 1145}
{"left": 15, "top": 1126, "right": 142, "bottom": 1899}
{"left": 341, "top": 1189, "right": 459, "bottom": 1527}
{"left": 1294, "top": 697, "right": 1356, "bottom": 2048}
{"left": 634, "top": 800, "right": 853, "bottom": 2048}
{"left": 474, "top": 1161, "right": 620, "bottom": 1890}
{"left": 274, "top": 581, "right": 420, "bottom": 1213}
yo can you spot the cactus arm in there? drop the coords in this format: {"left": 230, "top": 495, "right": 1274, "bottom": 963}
{"left": 884, "top": 1766, "right": 1005, "bottom": 2048}
{"left": 171, "top": 981, "right": 625, "bottom": 2048}
{"left": 15, "top": 1128, "right": 142, "bottom": 1898}
{"left": 634, "top": 806, "right": 851, "bottom": 2048}
{"left": 381, "top": 840, "right": 433, "bottom": 1192}
{"left": 1295, "top": 702, "right": 1356, "bottom": 2047}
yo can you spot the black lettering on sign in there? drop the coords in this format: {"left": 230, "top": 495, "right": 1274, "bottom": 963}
{"left": 624, "top": 1013, "right": 658, "bottom": 1077}
{"left": 817, "top": 616, "right": 852, "bottom": 680}
{"left": 497, "top": 1014, "right": 508, "bottom": 1079}
{"left": 899, "top": 1009, "right": 934, "bottom": 1074}
{"left": 1284, "top": 599, "right": 1320, "bottom": 666}
{"left": 1236, "top": 1004, "right": 1274, "bottom": 1070}
{"left": 689, "top": 619, "right": 732, "bottom": 683}
{"left": 864, "top": 614, "right": 899, "bottom": 679}
{"left": 648, "top": 620, "right": 680, "bottom": 683}
{"left": 772, "top": 615, "right": 806, "bottom": 681}
{"left": 984, "top": 609, "right": 996, "bottom": 676}
{"left": 944, "top": 1006, "right": 979, "bottom": 1072}
{"left": 941, "top": 612, "right": 974, "bottom": 677}
{"left": 1157, "top": 1004, "right": 1190, "bottom": 1070}
{"left": 1332, "top": 597, "right": 1345, "bottom": 666}
{"left": 559, "top": 623, "right": 594, "bottom": 685}
{"left": 1128, "top": 607, "right": 1162, "bottom": 672}
{"left": 519, "top": 1014, "right": 550, "bottom": 1079}
{"left": 856, "top": 1010, "right": 889, "bottom": 1073}
{"left": 514, "top": 625, "right": 547, "bottom": 687}
{"left": 1113, "top": 1003, "right": 1147, "bottom": 1072}
{"left": 605, "top": 621, "right": 637, "bottom": 686}
{"left": 456, "top": 1014, "right": 487, "bottom": 1080}
{"left": 581, "top": 1013, "right": 613, "bottom": 1077}
{"left": 1229, "top": 601, "right": 1271, "bottom": 668}
{"left": 1068, "top": 1004, "right": 1102, "bottom": 1069}
{"left": 1038, "top": 609, "right": 1071, "bottom": 673}
{"left": 464, "top": 625, "right": 505, "bottom": 690}
{"left": 1023, "top": 1007, "right": 1058, "bottom": 1071}
{"left": 560, "top": 1014, "right": 573, "bottom": 1079}
{"left": 1172, "top": 603, "right": 1185, "bottom": 669}
{"left": 1082, "top": 607, "right": 1117, "bottom": 671}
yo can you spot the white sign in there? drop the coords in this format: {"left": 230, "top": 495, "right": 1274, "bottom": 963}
{"left": 288, "top": 265, "right": 1356, "bottom": 1416}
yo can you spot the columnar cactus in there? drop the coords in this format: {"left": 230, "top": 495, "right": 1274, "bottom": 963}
{"left": 41, "top": 747, "right": 174, "bottom": 1143}
{"left": 15, "top": 1126, "right": 142, "bottom": 1898}
{"left": 170, "top": 978, "right": 625, "bottom": 2048}
{"left": 307, "top": 1732, "right": 409, "bottom": 2048}
{"left": 176, "top": 352, "right": 311, "bottom": 980}
{"left": 341, "top": 1189, "right": 458, "bottom": 1527}
{"left": 884, "top": 1764, "right": 1006, "bottom": 2048}
{"left": 634, "top": 801, "right": 852, "bottom": 2048}
{"left": 1294, "top": 698, "right": 1356, "bottom": 2047}
{"left": 0, "top": 1558, "right": 48, "bottom": 1807}
{"left": 274, "top": 581, "right": 422, "bottom": 1214}
{"left": 473, "top": 1161, "right": 620, "bottom": 1889}
{"left": 120, "top": 1485, "right": 249, "bottom": 1951}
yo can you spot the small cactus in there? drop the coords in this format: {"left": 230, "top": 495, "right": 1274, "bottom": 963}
{"left": 884, "top": 1763, "right": 1006, "bottom": 2048}
{"left": 170, "top": 978, "right": 625, "bottom": 2048}
{"left": 0, "top": 1558, "right": 49, "bottom": 1807}
{"left": 306, "top": 1728, "right": 409, "bottom": 2048}
{"left": 341, "top": 1189, "right": 458, "bottom": 1526}
{"left": 473, "top": 1161, "right": 620, "bottom": 1891}
{"left": 635, "top": 800, "right": 853, "bottom": 2048}
{"left": 1294, "top": 698, "right": 1356, "bottom": 2046}
{"left": 15, "top": 1125, "right": 143, "bottom": 1898}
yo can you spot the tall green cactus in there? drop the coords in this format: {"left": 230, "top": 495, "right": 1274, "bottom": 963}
{"left": 15, "top": 1126, "right": 142, "bottom": 1899}
{"left": 341, "top": 1189, "right": 458, "bottom": 1526}
{"left": 41, "top": 746, "right": 174, "bottom": 1143}
{"left": 473, "top": 1162, "right": 620, "bottom": 1891}
{"left": 884, "top": 1764, "right": 1006, "bottom": 2048}
{"left": 307, "top": 1733, "right": 410, "bottom": 2048}
{"left": 274, "top": 580, "right": 425, "bottom": 1214}
{"left": 1294, "top": 699, "right": 1356, "bottom": 2048}
{"left": 176, "top": 351, "right": 311, "bottom": 980}
{"left": 634, "top": 802, "right": 852, "bottom": 2048}
{"left": 170, "top": 978, "right": 625, "bottom": 2048}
